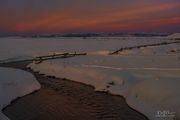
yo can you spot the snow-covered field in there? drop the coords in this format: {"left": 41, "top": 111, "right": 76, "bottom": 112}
{"left": 0, "top": 67, "right": 41, "bottom": 120}
{"left": 0, "top": 36, "right": 171, "bottom": 62}
{"left": 0, "top": 33, "right": 180, "bottom": 120}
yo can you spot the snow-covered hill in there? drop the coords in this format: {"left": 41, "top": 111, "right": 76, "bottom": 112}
{"left": 168, "top": 33, "right": 180, "bottom": 39}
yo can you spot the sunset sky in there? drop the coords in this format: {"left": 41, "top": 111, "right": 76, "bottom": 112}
{"left": 0, "top": 0, "right": 180, "bottom": 33}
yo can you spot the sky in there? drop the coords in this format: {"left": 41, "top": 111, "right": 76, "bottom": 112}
{"left": 0, "top": 0, "right": 180, "bottom": 33}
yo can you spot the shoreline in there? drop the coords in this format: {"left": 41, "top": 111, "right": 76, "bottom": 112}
{"left": 0, "top": 61, "right": 149, "bottom": 120}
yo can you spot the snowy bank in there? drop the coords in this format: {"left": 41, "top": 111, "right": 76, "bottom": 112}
{"left": 28, "top": 54, "right": 180, "bottom": 120}
{"left": 0, "top": 67, "right": 41, "bottom": 120}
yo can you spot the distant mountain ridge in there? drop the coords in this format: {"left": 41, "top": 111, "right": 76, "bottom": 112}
{"left": 0, "top": 32, "right": 170, "bottom": 38}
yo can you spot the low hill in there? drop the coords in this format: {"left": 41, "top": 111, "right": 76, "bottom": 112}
{"left": 167, "top": 33, "right": 180, "bottom": 40}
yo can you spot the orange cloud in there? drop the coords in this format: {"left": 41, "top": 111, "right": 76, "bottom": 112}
{"left": 11, "top": 2, "right": 180, "bottom": 32}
